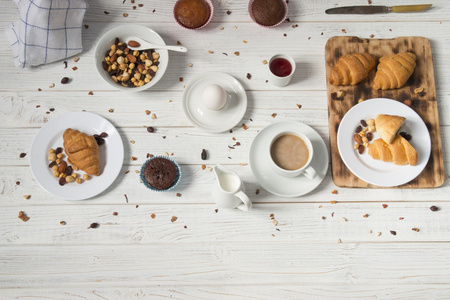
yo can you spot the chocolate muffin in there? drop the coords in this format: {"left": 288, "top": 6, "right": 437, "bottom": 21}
{"left": 144, "top": 158, "right": 177, "bottom": 190}
{"left": 174, "top": 0, "right": 211, "bottom": 29}
{"left": 251, "top": 0, "right": 286, "bottom": 26}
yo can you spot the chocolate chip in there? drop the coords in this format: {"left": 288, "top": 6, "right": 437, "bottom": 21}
{"left": 61, "top": 77, "right": 69, "bottom": 84}
{"left": 430, "top": 205, "right": 438, "bottom": 211}
{"left": 201, "top": 149, "right": 207, "bottom": 160}
{"left": 19, "top": 153, "right": 26, "bottom": 158}
{"left": 147, "top": 126, "right": 154, "bottom": 133}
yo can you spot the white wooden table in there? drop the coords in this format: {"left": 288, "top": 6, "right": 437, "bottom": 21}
{"left": 1, "top": 1, "right": 450, "bottom": 298}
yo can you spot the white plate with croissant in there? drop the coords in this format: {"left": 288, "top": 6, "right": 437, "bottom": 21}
{"left": 337, "top": 98, "right": 431, "bottom": 187}
{"left": 30, "top": 112, "right": 124, "bottom": 200}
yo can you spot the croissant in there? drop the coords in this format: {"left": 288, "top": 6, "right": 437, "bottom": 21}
{"left": 375, "top": 114, "right": 406, "bottom": 144}
{"left": 368, "top": 135, "right": 417, "bottom": 166}
{"left": 63, "top": 129, "right": 101, "bottom": 176}
{"left": 329, "top": 52, "right": 377, "bottom": 86}
{"left": 373, "top": 52, "right": 416, "bottom": 90}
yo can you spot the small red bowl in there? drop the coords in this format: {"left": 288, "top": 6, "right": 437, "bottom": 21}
{"left": 248, "top": 0, "right": 288, "bottom": 28}
{"left": 173, "top": 0, "right": 214, "bottom": 30}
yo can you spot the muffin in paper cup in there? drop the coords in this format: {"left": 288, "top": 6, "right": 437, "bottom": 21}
{"left": 248, "top": 0, "right": 288, "bottom": 28}
{"left": 140, "top": 156, "right": 182, "bottom": 192}
{"left": 173, "top": 0, "right": 214, "bottom": 30}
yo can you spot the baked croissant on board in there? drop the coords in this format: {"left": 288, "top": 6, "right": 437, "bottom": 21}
{"left": 63, "top": 129, "right": 101, "bottom": 176}
{"left": 329, "top": 52, "right": 377, "bottom": 86}
{"left": 373, "top": 52, "right": 416, "bottom": 90}
{"left": 375, "top": 114, "right": 406, "bottom": 144}
{"left": 368, "top": 135, "right": 418, "bottom": 166}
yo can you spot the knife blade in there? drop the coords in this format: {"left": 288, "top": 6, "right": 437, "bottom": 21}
{"left": 325, "top": 4, "right": 432, "bottom": 14}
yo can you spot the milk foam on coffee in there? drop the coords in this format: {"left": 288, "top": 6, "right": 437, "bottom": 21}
{"left": 270, "top": 134, "right": 309, "bottom": 170}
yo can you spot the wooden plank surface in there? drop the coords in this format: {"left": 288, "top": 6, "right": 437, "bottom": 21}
{"left": 325, "top": 36, "right": 444, "bottom": 188}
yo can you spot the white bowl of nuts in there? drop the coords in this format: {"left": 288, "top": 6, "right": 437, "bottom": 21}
{"left": 94, "top": 25, "right": 169, "bottom": 91}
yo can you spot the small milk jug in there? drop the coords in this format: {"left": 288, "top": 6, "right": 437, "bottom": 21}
{"left": 212, "top": 165, "right": 252, "bottom": 211}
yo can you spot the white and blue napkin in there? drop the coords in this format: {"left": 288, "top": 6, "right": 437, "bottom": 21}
{"left": 6, "top": 0, "right": 88, "bottom": 68}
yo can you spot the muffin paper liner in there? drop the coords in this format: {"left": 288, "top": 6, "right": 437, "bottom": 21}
{"left": 140, "top": 156, "right": 182, "bottom": 192}
{"left": 173, "top": 0, "right": 214, "bottom": 30}
{"left": 248, "top": 0, "right": 288, "bottom": 28}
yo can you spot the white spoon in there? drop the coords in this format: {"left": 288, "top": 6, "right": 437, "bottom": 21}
{"left": 126, "top": 37, "right": 187, "bottom": 52}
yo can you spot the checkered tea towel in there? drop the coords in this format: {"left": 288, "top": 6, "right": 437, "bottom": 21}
{"left": 6, "top": 0, "right": 88, "bottom": 68}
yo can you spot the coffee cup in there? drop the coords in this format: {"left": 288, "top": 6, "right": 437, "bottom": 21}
{"left": 268, "top": 54, "right": 296, "bottom": 87}
{"left": 268, "top": 131, "right": 316, "bottom": 179}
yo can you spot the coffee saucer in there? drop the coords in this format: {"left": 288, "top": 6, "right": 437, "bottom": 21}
{"left": 182, "top": 72, "right": 247, "bottom": 133}
{"left": 249, "top": 121, "right": 329, "bottom": 197}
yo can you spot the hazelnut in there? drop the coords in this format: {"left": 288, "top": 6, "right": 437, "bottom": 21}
{"left": 65, "top": 175, "right": 75, "bottom": 183}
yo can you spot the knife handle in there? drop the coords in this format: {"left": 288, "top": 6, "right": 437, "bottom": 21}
{"left": 392, "top": 4, "right": 432, "bottom": 13}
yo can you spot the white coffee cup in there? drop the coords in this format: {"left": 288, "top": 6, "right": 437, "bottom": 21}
{"left": 268, "top": 54, "right": 296, "bottom": 87}
{"left": 268, "top": 131, "right": 317, "bottom": 179}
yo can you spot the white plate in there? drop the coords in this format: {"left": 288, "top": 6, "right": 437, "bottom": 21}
{"left": 337, "top": 98, "right": 431, "bottom": 187}
{"left": 182, "top": 72, "right": 247, "bottom": 133}
{"left": 94, "top": 25, "right": 169, "bottom": 92}
{"left": 30, "top": 112, "right": 124, "bottom": 200}
{"left": 249, "top": 121, "right": 329, "bottom": 197}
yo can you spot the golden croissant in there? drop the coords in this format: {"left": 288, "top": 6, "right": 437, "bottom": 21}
{"left": 373, "top": 52, "right": 416, "bottom": 90}
{"left": 329, "top": 52, "right": 377, "bottom": 86}
{"left": 375, "top": 114, "right": 405, "bottom": 144}
{"left": 368, "top": 135, "right": 417, "bottom": 166}
{"left": 63, "top": 128, "right": 101, "bottom": 176}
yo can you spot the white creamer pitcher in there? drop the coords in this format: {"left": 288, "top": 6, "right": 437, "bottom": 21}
{"left": 212, "top": 165, "right": 252, "bottom": 211}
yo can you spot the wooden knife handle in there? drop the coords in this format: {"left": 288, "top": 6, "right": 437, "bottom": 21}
{"left": 392, "top": 4, "right": 432, "bottom": 13}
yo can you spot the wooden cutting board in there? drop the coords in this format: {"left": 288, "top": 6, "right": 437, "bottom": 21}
{"left": 325, "top": 36, "right": 444, "bottom": 188}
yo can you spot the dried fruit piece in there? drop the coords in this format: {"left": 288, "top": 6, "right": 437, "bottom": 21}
{"left": 430, "top": 205, "right": 438, "bottom": 211}
{"left": 412, "top": 228, "right": 420, "bottom": 232}
{"left": 382, "top": 204, "right": 388, "bottom": 208}
{"left": 390, "top": 230, "right": 397, "bottom": 235}
{"left": 357, "top": 145, "right": 365, "bottom": 154}
{"left": 171, "top": 216, "right": 177, "bottom": 222}
{"left": 366, "top": 132, "right": 373, "bottom": 141}
{"left": 201, "top": 149, "right": 208, "bottom": 160}
{"left": 61, "top": 77, "right": 69, "bottom": 84}
{"left": 88, "top": 223, "right": 99, "bottom": 229}
{"left": 355, "top": 125, "right": 362, "bottom": 133}
{"left": 403, "top": 99, "right": 412, "bottom": 106}
{"left": 360, "top": 119, "right": 368, "bottom": 127}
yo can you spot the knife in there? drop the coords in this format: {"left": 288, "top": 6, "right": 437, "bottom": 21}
{"left": 325, "top": 4, "right": 432, "bottom": 14}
